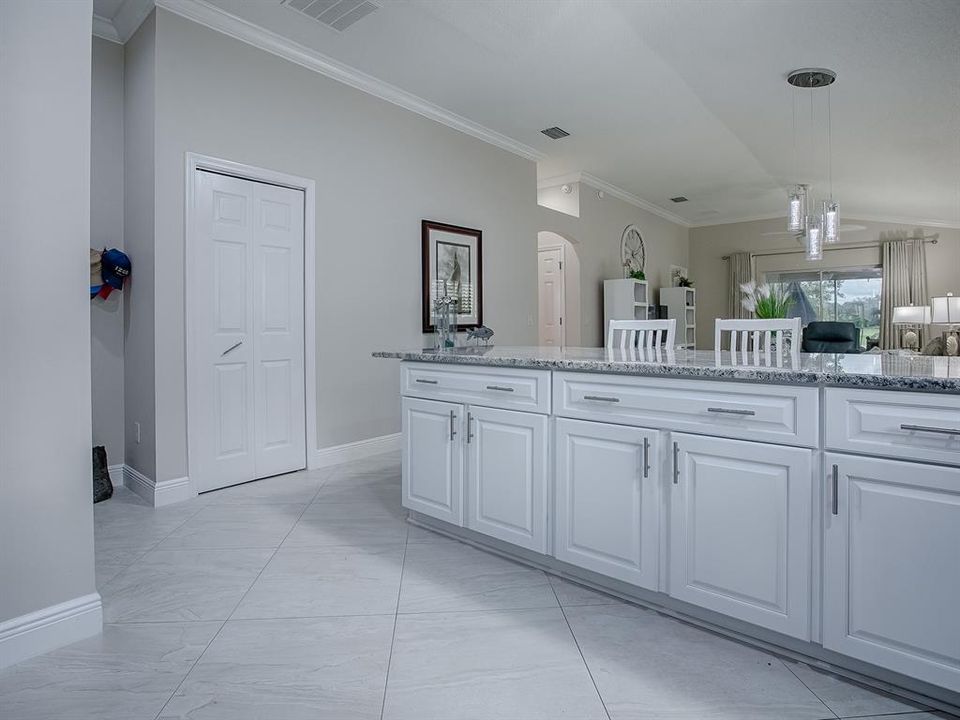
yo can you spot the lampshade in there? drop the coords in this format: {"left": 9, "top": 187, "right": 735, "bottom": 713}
{"left": 931, "top": 293, "right": 960, "bottom": 325}
{"left": 892, "top": 305, "right": 932, "bottom": 325}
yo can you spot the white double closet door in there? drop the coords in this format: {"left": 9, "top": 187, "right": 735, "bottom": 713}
{"left": 191, "top": 170, "right": 306, "bottom": 493}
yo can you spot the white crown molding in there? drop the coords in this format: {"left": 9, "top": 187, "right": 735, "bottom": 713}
{"left": 309, "top": 432, "right": 400, "bottom": 469}
{"left": 0, "top": 593, "right": 102, "bottom": 669}
{"left": 92, "top": 14, "right": 122, "bottom": 43}
{"left": 537, "top": 172, "right": 583, "bottom": 190}
{"left": 580, "top": 172, "right": 691, "bottom": 227}
{"left": 690, "top": 212, "right": 960, "bottom": 230}
{"left": 154, "top": 0, "right": 545, "bottom": 163}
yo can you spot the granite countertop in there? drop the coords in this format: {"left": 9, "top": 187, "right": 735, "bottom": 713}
{"left": 373, "top": 346, "right": 960, "bottom": 394}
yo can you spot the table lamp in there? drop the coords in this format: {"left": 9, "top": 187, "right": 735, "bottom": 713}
{"left": 931, "top": 293, "right": 960, "bottom": 356}
{"left": 892, "top": 304, "right": 931, "bottom": 351}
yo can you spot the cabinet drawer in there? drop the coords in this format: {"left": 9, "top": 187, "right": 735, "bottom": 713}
{"left": 554, "top": 372, "right": 818, "bottom": 447}
{"left": 402, "top": 362, "right": 550, "bottom": 414}
{"left": 825, "top": 388, "right": 960, "bottom": 465}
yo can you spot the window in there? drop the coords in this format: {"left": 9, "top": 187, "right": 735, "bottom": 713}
{"left": 765, "top": 267, "right": 882, "bottom": 349}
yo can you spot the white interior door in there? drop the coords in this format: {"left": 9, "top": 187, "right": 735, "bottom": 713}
{"left": 191, "top": 170, "right": 306, "bottom": 492}
{"left": 538, "top": 247, "right": 564, "bottom": 346}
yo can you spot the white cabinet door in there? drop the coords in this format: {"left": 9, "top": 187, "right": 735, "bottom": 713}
{"left": 669, "top": 434, "right": 812, "bottom": 639}
{"left": 555, "top": 418, "right": 659, "bottom": 590}
{"left": 401, "top": 397, "right": 463, "bottom": 526}
{"left": 466, "top": 406, "right": 548, "bottom": 553}
{"left": 823, "top": 454, "right": 960, "bottom": 692}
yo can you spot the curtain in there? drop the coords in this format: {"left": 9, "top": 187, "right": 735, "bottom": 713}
{"left": 727, "top": 252, "right": 753, "bottom": 319}
{"left": 880, "top": 238, "right": 928, "bottom": 349}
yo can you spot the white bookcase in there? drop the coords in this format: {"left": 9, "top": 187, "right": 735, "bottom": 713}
{"left": 661, "top": 286, "right": 696, "bottom": 349}
{"left": 604, "top": 279, "right": 648, "bottom": 337}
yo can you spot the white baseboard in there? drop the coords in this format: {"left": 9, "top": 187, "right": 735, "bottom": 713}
{"left": 0, "top": 593, "right": 102, "bottom": 669}
{"left": 107, "top": 463, "right": 124, "bottom": 488}
{"left": 124, "top": 465, "right": 196, "bottom": 507}
{"left": 309, "top": 432, "right": 400, "bottom": 469}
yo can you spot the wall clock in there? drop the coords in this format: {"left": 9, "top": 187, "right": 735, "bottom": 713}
{"left": 620, "top": 224, "right": 646, "bottom": 277}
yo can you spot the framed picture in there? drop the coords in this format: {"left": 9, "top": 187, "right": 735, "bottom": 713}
{"left": 422, "top": 220, "right": 483, "bottom": 332}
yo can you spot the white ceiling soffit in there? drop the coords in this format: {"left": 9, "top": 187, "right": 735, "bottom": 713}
{"left": 154, "top": 0, "right": 545, "bottom": 163}
{"left": 93, "top": 0, "right": 155, "bottom": 44}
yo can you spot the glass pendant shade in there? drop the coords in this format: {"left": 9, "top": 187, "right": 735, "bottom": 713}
{"left": 788, "top": 185, "right": 807, "bottom": 232}
{"left": 823, "top": 201, "right": 839, "bottom": 243}
{"left": 805, "top": 218, "right": 823, "bottom": 261}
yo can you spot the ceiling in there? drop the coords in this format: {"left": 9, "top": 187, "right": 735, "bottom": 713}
{"left": 100, "top": 0, "right": 960, "bottom": 228}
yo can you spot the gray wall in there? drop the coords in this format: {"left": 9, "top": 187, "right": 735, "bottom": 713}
{"left": 91, "top": 37, "right": 125, "bottom": 466}
{"left": 538, "top": 182, "right": 690, "bottom": 347}
{"left": 122, "top": 13, "right": 157, "bottom": 480}
{"left": 140, "top": 9, "right": 538, "bottom": 481}
{"left": 0, "top": 0, "right": 97, "bottom": 628}
{"left": 689, "top": 217, "right": 960, "bottom": 349}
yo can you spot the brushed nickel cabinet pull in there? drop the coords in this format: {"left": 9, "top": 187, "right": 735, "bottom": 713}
{"left": 486, "top": 385, "right": 514, "bottom": 392}
{"left": 707, "top": 407, "right": 756, "bottom": 416}
{"left": 831, "top": 464, "right": 839, "bottom": 516}
{"left": 467, "top": 413, "right": 474, "bottom": 444}
{"left": 449, "top": 410, "right": 456, "bottom": 442}
{"left": 643, "top": 437, "right": 650, "bottom": 479}
{"left": 584, "top": 395, "right": 620, "bottom": 403}
{"left": 221, "top": 340, "right": 243, "bottom": 357}
{"left": 672, "top": 442, "right": 680, "bottom": 485}
{"left": 900, "top": 423, "right": 960, "bottom": 436}
{"left": 416, "top": 378, "right": 439, "bottom": 385}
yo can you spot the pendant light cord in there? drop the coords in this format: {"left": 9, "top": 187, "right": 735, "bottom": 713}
{"left": 827, "top": 86, "right": 834, "bottom": 201}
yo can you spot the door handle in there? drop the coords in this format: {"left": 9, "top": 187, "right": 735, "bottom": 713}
{"left": 707, "top": 407, "right": 756, "bottom": 416}
{"left": 221, "top": 339, "right": 243, "bottom": 357}
{"left": 467, "top": 412, "right": 474, "bottom": 444}
{"left": 449, "top": 410, "right": 457, "bottom": 442}
{"left": 642, "top": 437, "right": 650, "bottom": 479}
{"left": 831, "top": 464, "right": 839, "bottom": 516}
{"left": 584, "top": 395, "right": 620, "bottom": 403}
{"left": 672, "top": 441, "right": 680, "bottom": 485}
{"left": 485, "top": 385, "right": 514, "bottom": 392}
{"left": 900, "top": 423, "right": 960, "bottom": 436}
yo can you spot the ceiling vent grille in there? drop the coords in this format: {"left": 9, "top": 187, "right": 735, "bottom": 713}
{"left": 282, "top": 0, "right": 379, "bottom": 32}
{"left": 541, "top": 127, "right": 570, "bottom": 140}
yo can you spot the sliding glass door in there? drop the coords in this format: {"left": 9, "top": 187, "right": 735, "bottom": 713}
{"left": 765, "top": 267, "right": 882, "bottom": 349}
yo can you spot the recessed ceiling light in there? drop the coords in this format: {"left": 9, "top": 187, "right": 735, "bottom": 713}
{"left": 541, "top": 127, "right": 570, "bottom": 140}
{"left": 670, "top": 196, "right": 689, "bottom": 203}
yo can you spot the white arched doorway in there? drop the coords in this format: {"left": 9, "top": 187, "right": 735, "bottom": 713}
{"left": 537, "top": 231, "right": 581, "bottom": 347}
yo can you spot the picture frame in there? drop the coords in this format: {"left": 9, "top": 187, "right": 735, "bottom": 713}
{"left": 421, "top": 220, "right": 483, "bottom": 333}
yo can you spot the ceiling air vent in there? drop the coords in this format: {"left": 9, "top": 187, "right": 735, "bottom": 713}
{"left": 670, "top": 196, "right": 689, "bottom": 203}
{"left": 541, "top": 127, "right": 570, "bottom": 140}
{"left": 282, "top": 0, "right": 380, "bottom": 32}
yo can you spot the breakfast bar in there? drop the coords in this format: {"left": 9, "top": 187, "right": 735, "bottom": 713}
{"left": 375, "top": 346, "right": 960, "bottom": 707}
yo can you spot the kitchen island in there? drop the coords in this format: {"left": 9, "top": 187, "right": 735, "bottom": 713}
{"left": 375, "top": 346, "right": 960, "bottom": 710}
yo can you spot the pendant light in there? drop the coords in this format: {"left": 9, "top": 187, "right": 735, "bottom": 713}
{"left": 785, "top": 68, "right": 840, "bottom": 259}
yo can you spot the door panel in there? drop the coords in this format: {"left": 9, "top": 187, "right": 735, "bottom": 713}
{"left": 669, "top": 434, "right": 812, "bottom": 639}
{"left": 193, "top": 171, "right": 257, "bottom": 491}
{"left": 402, "top": 397, "right": 464, "bottom": 525}
{"left": 191, "top": 170, "right": 306, "bottom": 492}
{"left": 467, "top": 406, "right": 547, "bottom": 552}
{"left": 538, "top": 247, "right": 564, "bottom": 346}
{"left": 555, "top": 419, "right": 659, "bottom": 589}
{"left": 252, "top": 181, "right": 306, "bottom": 479}
{"left": 823, "top": 454, "right": 960, "bottom": 692}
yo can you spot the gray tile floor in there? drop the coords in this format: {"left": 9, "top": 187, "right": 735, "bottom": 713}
{"left": 1, "top": 451, "right": 956, "bottom": 720}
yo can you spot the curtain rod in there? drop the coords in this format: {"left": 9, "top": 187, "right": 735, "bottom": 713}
{"left": 722, "top": 235, "right": 939, "bottom": 261}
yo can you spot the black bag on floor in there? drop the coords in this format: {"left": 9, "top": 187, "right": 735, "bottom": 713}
{"left": 93, "top": 445, "right": 113, "bottom": 503}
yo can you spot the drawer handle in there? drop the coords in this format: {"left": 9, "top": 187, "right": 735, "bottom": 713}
{"left": 643, "top": 437, "right": 650, "bottom": 479}
{"left": 486, "top": 385, "right": 515, "bottom": 392}
{"left": 707, "top": 407, "right": 756, "bottom": 416}
{"left": 467, "top": 412, "right": 474, "bottom": 444}
{"left": 221, "top": 339, "right": 243, "bottom": 357}
{"left": 449, "top": 410, "right": 457, "bottom": 442}
{"left": 584, "top": 395, "right": 620, "bottom": 403}
{"left": 900, "top": 423, "right": 960, "bottom": 436}
{"left": 831, "top": 464, "right": 839, "bottom": 516}
{"left": 416, "top": 379, "right": 439, "bottom": 385}
{"left": 672, "top": 441, "right": 680, "bottom": 485}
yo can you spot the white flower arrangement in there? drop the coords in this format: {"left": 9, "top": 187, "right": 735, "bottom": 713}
{"left": 740, "top": 281, "right": 792, "bottom": 318}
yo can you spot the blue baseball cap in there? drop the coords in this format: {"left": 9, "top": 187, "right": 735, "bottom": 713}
{"left": 101, "top": 248, "right": 131, "bottom": 290}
